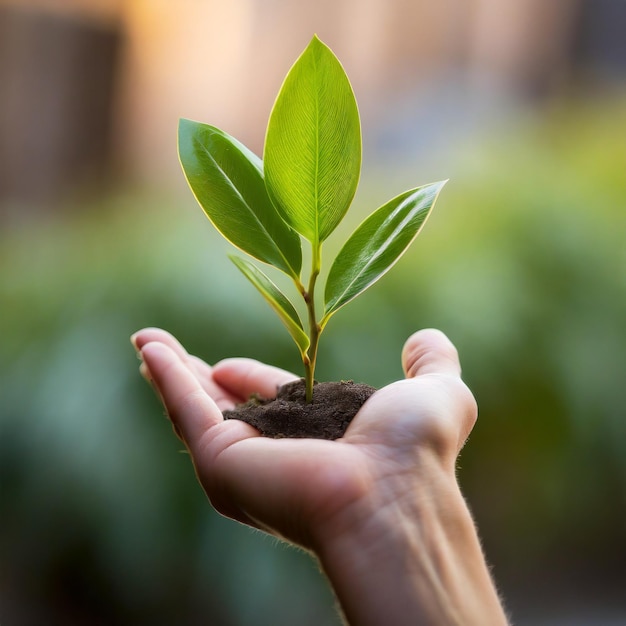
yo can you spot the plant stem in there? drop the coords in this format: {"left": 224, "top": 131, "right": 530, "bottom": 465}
{"left": 304, "top": 299, "right": 321, "bottom": 403}
{"left": 303, "top": 243, "right": 322, "bottom": 402}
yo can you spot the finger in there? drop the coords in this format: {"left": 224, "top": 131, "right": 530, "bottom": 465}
{"left": 212, "top": 358, "right": 298, "bottom": 400}
{"left": 140, "top": 343, "right": 267, "bottom": 531}
{"left": 132, "top": 328, "right": 240, "bottom": 409}
{"left": 186, "top": 355, "right": 240, "bottom": 410}
{"left": 140, "top": 341, "right": 223, "bottom": 445}
{"left": 402, "top": 328, "right": 462, "bottom": 379}
{"left": 131, "top": 327, "right": 188, "bottom": 360}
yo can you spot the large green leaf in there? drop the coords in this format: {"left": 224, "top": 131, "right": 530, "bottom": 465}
{"left": 229, "top": 256, "right": 310, "bottom": 354}
{"left": 264, "top": 36, "right": 361, "bottom": 245}
{"left": 178, "top": 119, "right": 302, "bottom": 278}
{"left": 323, "top": 181, "right": 446, "bottom": 319}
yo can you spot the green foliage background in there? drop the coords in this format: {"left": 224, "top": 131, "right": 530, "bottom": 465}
{"left": 1, "top": 99, "right": 625, "bottom": 623}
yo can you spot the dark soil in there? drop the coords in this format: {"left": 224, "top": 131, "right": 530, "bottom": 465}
{"left": 223, "top": 379, "right": 377, "bottom": 440}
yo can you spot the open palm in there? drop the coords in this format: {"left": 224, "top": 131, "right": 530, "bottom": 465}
{"left": 132, "top": 327, "right": 477, "bottom": 551}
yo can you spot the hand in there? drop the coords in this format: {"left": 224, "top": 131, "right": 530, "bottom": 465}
{"left": 131, "top": 327, "right": 473, "bottom": 543}
{"left": 131, "top": 327, "right": 508, "bottom": 625}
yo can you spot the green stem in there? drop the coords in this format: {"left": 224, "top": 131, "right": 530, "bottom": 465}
{"left": 304, "top": 300, "right": 320, "bottom": 403}
{"left": 304, "top": 243, "right": 322, "bottom": 403}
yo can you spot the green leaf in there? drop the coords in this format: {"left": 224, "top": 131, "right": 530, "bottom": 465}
{"left": 264, "top": 36, "right": 361, "bottom": 245}
{"left": 229, "top": 255, "right": 310, "bottom": 354}
{"left": 178, "top": 119, "right": 302, "bottom": 278}
{"left": 323, "top": 181, "right": 446, "bottom": 319}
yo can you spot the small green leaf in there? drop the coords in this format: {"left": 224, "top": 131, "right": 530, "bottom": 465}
{"left": 229, "top": 255, "right": 310, "bottom": 354}
{"left": 323, "top": 181, "right": 446, "bottom": 320}
{"left": 178, "top": 119, "right": 302, "bottom": 277}
{"left": 264, "top": 36, "right": 361, "bottom": 245}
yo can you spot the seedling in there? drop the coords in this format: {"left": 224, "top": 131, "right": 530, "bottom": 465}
{"left": 178, "top": 36, "right": 445, "bottom": 403}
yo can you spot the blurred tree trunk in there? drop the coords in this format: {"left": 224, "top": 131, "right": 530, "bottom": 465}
{"left": 0, "top": 5, "right": 122, "bottom": 214}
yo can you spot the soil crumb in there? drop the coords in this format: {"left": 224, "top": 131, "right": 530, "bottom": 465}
{"left": 223, "top": 379, "right": 377, "bottom": 440}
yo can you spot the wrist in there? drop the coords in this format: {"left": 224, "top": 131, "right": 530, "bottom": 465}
{"left": 312, "top": 456, "right": 507, "bottom": 625}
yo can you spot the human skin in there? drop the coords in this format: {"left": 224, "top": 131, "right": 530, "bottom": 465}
{"left": 131, "top": 327, "right": 509, "bottom": 625}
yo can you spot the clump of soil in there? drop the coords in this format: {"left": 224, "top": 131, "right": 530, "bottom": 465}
{"left": 223, "top": 379, "right": 377, "bottom": 440}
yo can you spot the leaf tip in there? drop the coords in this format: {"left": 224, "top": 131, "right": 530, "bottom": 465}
{"left": 177, "top": 118, "right": 199, "bottom": 151}
{"left": 307, "top": 33, "right": 332, "bottom": 56}
{"left": 178, "top": 117, "right": 193, "bottom": 133}
{"left": 433, "top": 178, "right": 449, "bottom": 198}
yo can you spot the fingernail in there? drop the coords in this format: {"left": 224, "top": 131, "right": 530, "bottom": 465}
{"left": 139, "top": 360, "right": 152, "bottom": 382}
{"left": 130, "top": 333, "right": 142, "bottom": 359}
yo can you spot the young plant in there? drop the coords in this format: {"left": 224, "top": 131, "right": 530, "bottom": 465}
{"left": 178, "top": 36, "right": 445, "bottom": 403}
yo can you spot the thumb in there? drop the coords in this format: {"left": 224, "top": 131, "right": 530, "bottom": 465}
{"left": 401, "top": 329, "right": 477, "bottom": 454}
{"left": 402, "top": 328, "right": 462, "bottom": 379}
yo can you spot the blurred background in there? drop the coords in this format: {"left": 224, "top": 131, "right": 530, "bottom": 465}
{"left": 1, "top": 0, "right": 625, "bottom": 624}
